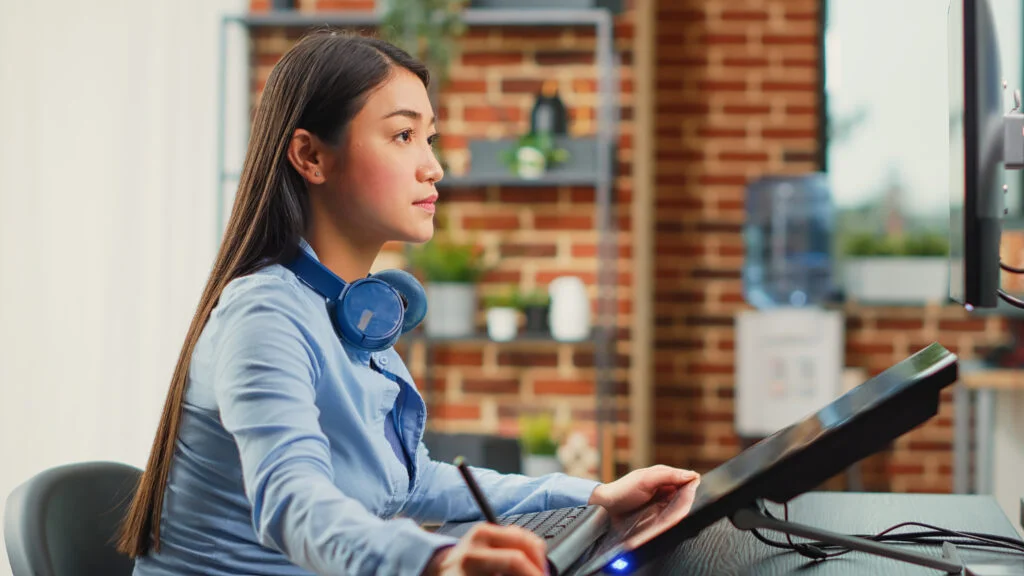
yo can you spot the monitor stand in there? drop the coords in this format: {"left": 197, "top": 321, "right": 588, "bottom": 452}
{"left": 728, "top": 500, "right": 964, "bottom": 574}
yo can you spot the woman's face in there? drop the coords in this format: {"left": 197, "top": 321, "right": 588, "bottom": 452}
{"left": 320, "top": 67, "right": 443, "bottom": 246}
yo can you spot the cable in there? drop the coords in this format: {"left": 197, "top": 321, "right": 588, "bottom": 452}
{"left": 997, "top": 288, "right": 1024, "bottom": 308}
{"left": 782, "top": 501, "right": 830, "bottom": 560}
{"left": 998, "top": 261, "right": 1024, "bottom": 308}
{"left": 772, "top": 501, "right": 1024, "bottom": 549}
{"left": 1001, "top": 261, "right": 1024, "bottom": 274}
{"left": 771, "top": 503, "right": 1024, "bottom": 555}
{"left": 747, "top": 502, "right": 1024, "bottom": 562}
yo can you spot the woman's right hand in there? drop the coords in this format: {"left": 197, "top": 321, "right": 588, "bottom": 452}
{"left": 423, "top": 523, "right": 549, "bottom": 576}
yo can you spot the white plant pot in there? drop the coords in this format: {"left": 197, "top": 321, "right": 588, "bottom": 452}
{"left": 522, "top": 454, "right": 563, "bottom": 477}
{"left": 425, "top": 282, "right": 477, "bottom": 337}
{"left": 516, "top": 146, "right": 547, "bottom": 179}
{"left": 486, "top": 307, "right": 519, "bottom": 341}
{"left": 842, "top": 257, "right": 949, "bottom": 304}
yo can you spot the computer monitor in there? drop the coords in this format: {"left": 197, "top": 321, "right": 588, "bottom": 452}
{"left": 577, "top": 343, "right": 958, "bottom": 575}
{"left": 948, "top": 0, "right": 1005, "bottom": 309}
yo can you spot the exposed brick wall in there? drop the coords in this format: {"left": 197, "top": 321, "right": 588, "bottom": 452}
{"left": 244, "top": 0, "right": 1004, "bottom": 492}
{"left": 247, "top": 0, "right": 636, "bottom": 479}
{"left": 653, "top": 0, "right": 1007, "bottom": 493}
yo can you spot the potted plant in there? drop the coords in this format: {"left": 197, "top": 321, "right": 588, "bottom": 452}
{"left": 468, "top": 0, "right": 623, "bottom": 11}
{"left": 500, "top": 132, "right": 570, "bottom": 180}
{"left": 519, "top": 413, "right": 563, "bottom": 477}
{"left": 379, "top": 0, "right": 466, "bottom": 169}
{"left": 841, "top": 231, "right": 949, "bottom": 304}
{"left": 483, "top": 288, "right": 520, "bottom": 342}
{"left": 379, "top": 0, "right": 465, "bottom": 89}
{"left": 517, "top": 288, "right": 550, "bottom": 335}
{"left": 408, "top": 239, "right": 487, "bottom": 337}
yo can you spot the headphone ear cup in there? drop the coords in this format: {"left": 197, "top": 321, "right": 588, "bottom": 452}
{"left": 370, "top": 269, "right": 427, "bottom": 334}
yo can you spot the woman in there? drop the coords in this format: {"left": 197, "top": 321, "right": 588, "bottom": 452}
{"left": 119, "top": 30, "right": 699, "bottom": 576}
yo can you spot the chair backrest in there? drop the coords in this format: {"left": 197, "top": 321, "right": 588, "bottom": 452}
{"left": 4, "top": 461, "right": 141, "bottom": 576}
{"left": 422, "top": 431, "right": 522, "bottom": 474}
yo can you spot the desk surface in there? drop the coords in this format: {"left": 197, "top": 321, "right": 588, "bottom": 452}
{"left": 959, "top": 361, "right": 1024, "bottom": 390}
{"left": 619, "top": 492, "right": 1023, "bottom": 576}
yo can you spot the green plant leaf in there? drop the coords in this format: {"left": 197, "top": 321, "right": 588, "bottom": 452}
{"left": 379, "top": 0, "right": 467, "bottom": 86}
{"left": 500, "top": 131, "right": 571, "bottom": 172}
{"left": 407, "top": 239, "right": 488, "bottom": 283}
{"left": 483, "top": 287, "right": 519, "bottom": 309}
{"left": 903, "top": 231, "right": 949, "bottom": 256}
{"left": 517, "top": 289, "right": 550, "bottom": 308}
{"left": 519, "top": 413, "right": 558, "bottom": 456}
{"left": 842, "top": 231, "right": 949, "bottom": 257}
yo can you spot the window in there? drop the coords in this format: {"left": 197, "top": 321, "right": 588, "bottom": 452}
{"left": 823, "top": 0, "right": 1023, "bottom": 246}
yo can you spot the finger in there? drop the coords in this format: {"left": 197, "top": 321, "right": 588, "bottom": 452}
{"left": 464, "top": 548, "right": 546, "bottom": 576}
{"left": 471, "top": 524, "right": 548, "bottom": 572}
{"left": 653, "top": 484, "right": 679, "bottom": 501}
{"left": 675, "top": 478, "right": 701, "bottom": 514}
{"left": 649, "top": 464, "right": 699, "bottom": 479}
{"left": 674, "top": 467, "right": 700, "bottom": 481}
{"left": 641, "top": 465, "right": 699, "bottom": 491}
{"left": 680, "top": 476, "right": 700, "bottom": 496}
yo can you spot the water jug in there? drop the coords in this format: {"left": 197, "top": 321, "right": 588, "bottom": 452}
{"left": 742, "top": 174, "right": 836, "bottom": 309}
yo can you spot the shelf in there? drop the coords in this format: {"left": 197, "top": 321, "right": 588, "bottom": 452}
{"left": 228, "top": 8, "right": 613, "bottom": 29}
{"left": 441, "top": 136, "right": 610, "bottom": 188}
{"left": 223, "top": 171, "right": 601, "bottom": 188}
{"left": 440, "top": 172, "right": 605, "bottom": 188}
{"left": 401, "top": 330, "right": 600, "bottom": 345}
{"left": 959, "top": 360, "right": 1024, "bottom": 391}
{"left": 225, "top": 138, "right": 610, "bottom": 189}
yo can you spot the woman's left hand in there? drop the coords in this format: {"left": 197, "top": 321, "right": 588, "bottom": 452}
{"left": 587, "top": 465, "right": 700, "bottom": 519}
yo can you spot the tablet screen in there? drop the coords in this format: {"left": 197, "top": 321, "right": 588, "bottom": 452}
{"left": 579, "top": 343, "right": 957, "bottom": 575}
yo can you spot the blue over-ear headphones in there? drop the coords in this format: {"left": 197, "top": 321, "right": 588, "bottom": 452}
{"left": 284, "top": 248, "right": 427, "bottom": 352}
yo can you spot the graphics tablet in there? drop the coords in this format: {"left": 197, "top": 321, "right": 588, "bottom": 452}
{"left": 576, "top": 342, "right": 959, "bottom": 575}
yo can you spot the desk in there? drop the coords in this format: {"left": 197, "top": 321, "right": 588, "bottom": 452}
{"left": 607, "top": 492, "right": 1022, "bottom": 575}
{"left": 954, "top": 364, "right": 1024, "bottom": 494}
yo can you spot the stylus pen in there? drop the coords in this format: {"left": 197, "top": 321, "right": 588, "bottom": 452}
{"left": 454, "top": 456, "right": 499, "bottom": 524}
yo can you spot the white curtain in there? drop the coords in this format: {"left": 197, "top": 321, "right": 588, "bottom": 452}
{"left": 0, "top": 0, "right": 246, "bottom": 571}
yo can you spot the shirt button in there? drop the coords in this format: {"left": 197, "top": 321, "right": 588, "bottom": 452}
{"left": 377, "top": 355, "right": 389, "bottom": 367}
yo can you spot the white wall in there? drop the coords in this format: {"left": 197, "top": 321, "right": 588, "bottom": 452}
{"left": 993, "top": 392, "right": 1024, "bottom": 537}
{"left": 0, "top": 0, "right": 245, "bottom": 572}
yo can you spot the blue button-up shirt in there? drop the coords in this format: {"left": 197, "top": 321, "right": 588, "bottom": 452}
{"left": 133, "top": 241, "right": 600, "bottom": 576}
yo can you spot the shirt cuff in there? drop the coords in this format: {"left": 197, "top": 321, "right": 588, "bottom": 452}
{"left": 546, "top": 474, "right": 603, "bottom": 510}
{"left": 392, "top": 520, "right": 460, "bottom": 576}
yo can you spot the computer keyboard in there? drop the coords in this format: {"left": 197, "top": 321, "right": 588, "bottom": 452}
{"left": 434, "top": 504, "right": 610, "bottom": 575}
{"left": 498, "top": 505, "right": 589, "bottom": 541}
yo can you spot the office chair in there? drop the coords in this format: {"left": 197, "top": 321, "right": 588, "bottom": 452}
{"left": 4, "top": 461, "right": 141, "bottom": 576}
{"left": 422, "top": 431, "right": 523, "bottom": 474}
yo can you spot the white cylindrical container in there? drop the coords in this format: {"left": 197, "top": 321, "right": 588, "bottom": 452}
{"left": 486, "top": 307, "right": 518, "bottom": 341}
{"left": 425, "top": 282, "right": 477, "bottom": 337}
{"left": 548, "top": 276, "right": 591, "bottom": 341}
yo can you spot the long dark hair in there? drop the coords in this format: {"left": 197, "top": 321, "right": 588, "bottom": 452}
{"left": 117, "top": 30, "right": 429, "bottom": 557}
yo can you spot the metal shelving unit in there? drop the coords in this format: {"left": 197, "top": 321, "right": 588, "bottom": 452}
{"left": 403, "top": 330, "right": 600, "bottom": 345}
{"left": 215, "top": 7, "right": 620, "bottom": 479}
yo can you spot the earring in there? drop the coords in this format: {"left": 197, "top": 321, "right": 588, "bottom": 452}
{"left": 315, "top": 171, "right": 321, "bottom": 177}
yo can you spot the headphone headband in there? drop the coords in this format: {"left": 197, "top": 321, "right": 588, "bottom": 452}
{"left": 283, "top": 247, "right": 426, "bottom": 351}
{"left": 285, "top": 249, "right": 346, "bottom": 300}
